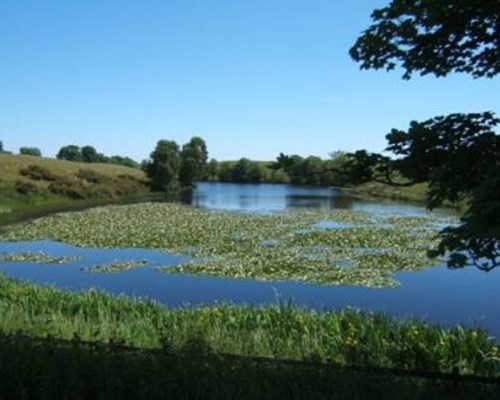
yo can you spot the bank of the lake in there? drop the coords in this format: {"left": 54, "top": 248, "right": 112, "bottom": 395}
{"left": 0, "top": 153, "right": 149, "bottom": 225}
{"left": 0, "top": 273, "right": 498, "bottom": 377}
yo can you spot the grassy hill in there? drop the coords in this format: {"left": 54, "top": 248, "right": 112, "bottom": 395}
{"left": 0, "top": 153, "right": 149, "bottom": 221}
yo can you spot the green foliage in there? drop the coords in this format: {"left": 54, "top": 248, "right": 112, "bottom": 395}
{"left": 108, "top": 155, "right": 139, "bottom": 168}
{"left": 81, "top": 145, "right": 107, "bottom": 163}
{"left": 350, "top": 0, "right": 500, "bottom": 79}
{"left": 57, "top": 145, "right": 83, "bottom": 161}
{"left": 146, "top": 140, "right": 181, "bottom": 195}
{"left": 19, "top": 147, "right": 41, "bottom": 157}
{"left": 0, "top": 274, "right": 498, "bottom": 378}
{"left": 179, "top": 136, "right": 208, "bottom": 188}
{"left": 2, "top": 334, "right": 498, "bottom": 400}
{"left": 352, "top": 0, "right": 500, "bottom": 270}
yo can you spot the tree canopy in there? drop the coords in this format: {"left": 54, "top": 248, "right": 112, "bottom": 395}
{"left": 351, "top": 0, "right": 500, "bottom": 269}
{"left": 179, "top": 136, "right": 208, "bottom": 188}
{"left": 350, "top": 0, "right": 500, "bottom": 79}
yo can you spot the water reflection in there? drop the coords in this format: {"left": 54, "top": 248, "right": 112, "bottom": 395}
{"left": 191, "top": 182, "right": 452, "bottom": 216}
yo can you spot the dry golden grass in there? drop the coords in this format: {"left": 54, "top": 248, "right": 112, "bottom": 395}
{"left": 0, "top": 153, "right": 145, "bottom": 183}
{"left": 0, "top": 153, "right": 148, "bottom": 200}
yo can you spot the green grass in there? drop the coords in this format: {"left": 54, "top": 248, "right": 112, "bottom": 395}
{"left": 0, "top": 273, "right": 498, "bottom": 377}
{"left": 341, "top": 181, "right": 430, "bottom": 203}
{"left": 0, "top": 153, "right": 149, "bottom": 225}
{"left": 1, "top": 202, "right": 454, "bottom": 287}
{"left": 3, "top": 333, "right": 499, "bottom": 400}
{"left": 1, "top": 333, "right": 499, "bottom": 400}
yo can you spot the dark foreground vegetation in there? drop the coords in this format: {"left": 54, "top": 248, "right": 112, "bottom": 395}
{"left": 1, "top": 333, "right": 499, "bottom": 400}
{"left": 0, "top": 274, "right": 499, "bottom": 399}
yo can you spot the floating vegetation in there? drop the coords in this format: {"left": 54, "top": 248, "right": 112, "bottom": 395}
{"left": 0, "top": 251, "right": 79, "bottom": 264}
{"left": 0, "top": 273, "right": 498, "bottom": 377}
{"left": 0, "top": 203, "right": 454, "bottom": 287}
{"left": 84, "top": 259, "right": 148, "bottom": 273}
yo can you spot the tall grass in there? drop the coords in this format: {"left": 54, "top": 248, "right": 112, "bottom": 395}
{"left": 0, "top": 274, "right": 498, "bottom": 377}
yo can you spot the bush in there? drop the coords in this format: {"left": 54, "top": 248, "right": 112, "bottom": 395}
{"left": 19, "top": 147, "right": 42, "bottom": 157}
{"left": 15, "top": 179, "right": 40, "bottom": 195}
{"left": 19, "top": 165, "right": 57, "bottom": 181}
{"left": 76, "top": 169, "right": 110, "bottom": 184}
{"left": 48, "top": 178, "right": 89, "bottom": 199}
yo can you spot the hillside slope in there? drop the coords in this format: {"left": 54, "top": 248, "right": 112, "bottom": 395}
{"left": 0, "top": 154, "right": 149, "bottom": 219}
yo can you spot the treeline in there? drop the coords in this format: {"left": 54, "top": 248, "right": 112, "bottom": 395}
{"left": 202, "top": 151, "right": 379, "bottom": 187}
{"left": 56, "top": 145, "right": 139, "bottom": 168}
{"left": 0, "top": 141, "right": 42, "bottom": 157}
{"left": 0, "top": 140, "right": 139, "bottom": 169}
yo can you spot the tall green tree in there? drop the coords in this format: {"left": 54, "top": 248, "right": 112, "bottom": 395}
{"left": 146, "top": 140, "right": 181, "bottom": 194}
{"left": 57, "top": 145, "right": 82, "bottom": 162}
{"left": 81, "top": 146, "right": 100, "bottom": 163}
{"left": 351, "top": 0, "right": 500, "bottom": 270}
{"left": 179, "top": 136, "right": 208, "bottom": 188}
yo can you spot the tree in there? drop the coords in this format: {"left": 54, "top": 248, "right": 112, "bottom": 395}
{"left": 205, "top": 158, "right": 219, "bottom": 181}
{"left": 231, "top": 158, "right": 263, "bottom": 183}
{"left": 57, "top": 145, "right": 82, "bottom": 162}
{"left": 350, "top": 0, "right": 500, "bottom": 79}
{"left": 81, "top": 146, "right": 99, "bottom": 163}
{"left": 351, "top": 0, "right": 500, "bottom": 270}
{"left": 146, "top": 140, "right": 181, "bottom": 194}
{"left": 179, "top": 136, "right": 208, "bottom": 188}
{"left": 19, "top": 147, "right": 42, "bottom": 157}
{"left": 108, "top": 156, "right": 139, "bottom": 168}
{"left": 0, "top": 140, "right": 3, "bottom": 152}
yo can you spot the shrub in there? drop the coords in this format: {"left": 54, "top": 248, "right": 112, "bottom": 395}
{"left": 19, "top": 147, "right": 42, "bottom": 157}
{"left": 76, "top": 169, "right": 110, "bottom": 184}
{"left": 48, "top": 178, "right": 89, "bottom": 199}
{"left": 19, "top": 165, "right": 57, "bottom": 181}
{"left": 15, "top": 179, "right": 40, "bottom": 195}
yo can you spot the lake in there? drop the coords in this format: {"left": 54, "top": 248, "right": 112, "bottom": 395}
{"left": 190, "top": 182, "right": 452, "bottom": 216}
{"left": 1, "top": 182, "right": 498, "bottom": 336}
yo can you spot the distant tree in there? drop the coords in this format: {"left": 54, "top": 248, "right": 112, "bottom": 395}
{"left": 351, "top": 0, "right": 500, "bottom": 270}
{"left": 81, "top": 146, "right": 100, "bottom": 163}
{"left": 19, "top": 147, "right": 42, "bottom": 157}
{"left": 108, "top": 156, "right": 139, "bottom": 168}
{"left": 179, "top": 136, "right": 208, "bottom": 188}
{"left": 0, "top": 140, "right": 3, "bottom": 152}
{"left": 146, "top": 140, "right": 181, "bottom": 195}
{"left": 231, "top": 158, "right": 264, "bottom": 183}
{"left": 205, "top": 158, "right": 219, "bottom": 181}
{"left": 57, "top": 145, "right": 82, "bottom": 162}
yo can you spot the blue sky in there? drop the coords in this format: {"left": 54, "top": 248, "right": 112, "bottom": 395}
{"left": 1, "top": 0, "right": 498, "bottom": 162}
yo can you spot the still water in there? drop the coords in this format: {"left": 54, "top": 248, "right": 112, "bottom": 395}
{"left": 1, "top": 183, "right": 497, "bottom": 335}
{"left": 191, "top": 182, "right": 452, "bottom": 216}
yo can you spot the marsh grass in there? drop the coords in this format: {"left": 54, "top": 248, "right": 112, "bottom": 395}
{"left": 1, "top": 202, "right": 450, "bottom": 286}
{"left": 0, "top": 274, "right": 498, "bottom": 377}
